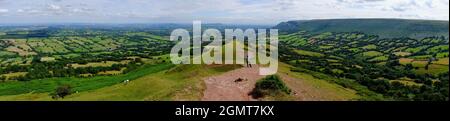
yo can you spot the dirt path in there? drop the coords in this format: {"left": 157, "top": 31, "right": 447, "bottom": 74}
{"left": 201, "top": 65, "right": 265, "bottom": 101}
{"left": 201, "top": 66, "right": 353, "bottom": 101}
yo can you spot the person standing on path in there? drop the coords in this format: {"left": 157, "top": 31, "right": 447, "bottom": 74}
{"left": 245, "top": 55, "right": 250, "bottom": 67}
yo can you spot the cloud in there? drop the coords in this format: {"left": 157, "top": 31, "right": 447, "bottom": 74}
{"left": 0, "top": 9, "right": 8, "bottom": 12}
{"left": 47, "top": 4, "right": 62, "bottom": 11}
{"left": 337, "top": 0, "right": 385, "bottom": 3}
{"left": 0, "top": 0, "right": 448, "bottom": 24}
{"left": 13, "top": 2, "right": 96, "bottom": 17}
{"left": 0, "top": 8, "right": 8, "bottom": 15}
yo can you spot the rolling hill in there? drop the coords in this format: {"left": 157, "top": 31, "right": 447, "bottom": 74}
{"left": 274, "top": 19, "right": 449, "bottom": 39}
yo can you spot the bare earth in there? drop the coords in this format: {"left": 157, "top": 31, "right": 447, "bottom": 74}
{"left": 201, "top": 64, "right": 352, "bottom": 101}
{"left": 201, "top": 67, "right": 330, "bottom": 101}
{"left": 202, "top": 65, "right": 264, "bottom": 101}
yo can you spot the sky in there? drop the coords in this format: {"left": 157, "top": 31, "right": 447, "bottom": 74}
{"left": 0, "top": 0, "right": 448, "bottom": 24}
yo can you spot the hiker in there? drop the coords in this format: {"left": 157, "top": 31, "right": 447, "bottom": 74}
{"left": 247, "top": 55, "right": 252, "bottom": 68}
{"left": 248, "top": 57, "right": 252, "bottom": 68}
{"left": 245, "top": 55, "right": 250, "bottom": 67}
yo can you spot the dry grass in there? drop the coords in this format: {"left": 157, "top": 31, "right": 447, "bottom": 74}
{"left": 433, "top": 58, "right": 449, "bottom": 65}
{"left": 70, "top": 60, "right": 130, "bottom": 68}
{"left": 5, "top": 46, "right": 37, "bottom": 56}
{"left": 393, "top": 52, "right": 412, "bottom": 57}
{"left": 1, "top": 72, "right": 28, "bottom": 81}
{"left": 40, "top": 57, "right": 56, "bottom": 62}
{"left": 399, "top": 58, "right": 414, "bottom": 65}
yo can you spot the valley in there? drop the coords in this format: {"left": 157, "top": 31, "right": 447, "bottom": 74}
{"left": 0, "top": 19, "right": 448, "bottom": 101}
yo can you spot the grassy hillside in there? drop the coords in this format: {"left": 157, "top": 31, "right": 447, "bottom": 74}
{"left": 0, "top": 63, "right": 361, "bottom": 101}
{"left": 1, "top": 23, "right": 447, "bottom": 101}
{"left": 0, "top": 64, "right": 242, "bottom": 101}
{"left": 274, "top": 19, "right": 449, "bottom": 39}
{"left": 0, "top": 64, "right": 175, "bottom": 96}
{"left": 279, "top": 31, "right": 448, "bottom": 101}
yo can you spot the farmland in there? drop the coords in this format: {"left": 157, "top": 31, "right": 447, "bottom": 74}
{"left": 0, "top": 19, "right": 449, "bottom": 101}
{"left": 278, "top": 29, "right": 448, "bottom": 101}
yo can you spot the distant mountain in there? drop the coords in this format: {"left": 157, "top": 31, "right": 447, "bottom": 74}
{"left": 274, "top": 19, "right": 449, "bottom": 39}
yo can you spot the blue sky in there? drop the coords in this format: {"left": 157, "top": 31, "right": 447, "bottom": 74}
{"left": 0, "top": 0, "right": 448, "bottom": 24}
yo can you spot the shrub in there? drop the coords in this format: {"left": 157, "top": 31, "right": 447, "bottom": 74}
{"left": 53, "top": 85, "right": 72, "bottom": 99}
{"left": 249, "top": 75, "right": 291, "bottom": 98}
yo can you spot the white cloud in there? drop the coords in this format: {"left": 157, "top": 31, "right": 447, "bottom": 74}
{"left": 0, "top": 0, "right": 448, "bottom": 23}
{"left": 0, "top": 8, "right": 8, "bottom": 13}
{"left": 48, "top": 4, "right": 61, "bottom": 10}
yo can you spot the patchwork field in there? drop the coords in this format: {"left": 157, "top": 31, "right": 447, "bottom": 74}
{"left": 0, "top": 21, "right": 448, "bottom": 101}
{"left": 362, "top": 51, "right": 383, "bottom": 57}
{"left": 293, "top": 49, "right": 325, "bottom": 57}
{"left": 70, "top": 61, "right": 130, "bottom": 68}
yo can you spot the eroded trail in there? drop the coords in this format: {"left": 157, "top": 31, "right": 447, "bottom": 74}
{"left": 201, "top": 63, "right": 356, "bottom": 101}
{"left": 201, "top": 65, "right": 264, "bottom": 101}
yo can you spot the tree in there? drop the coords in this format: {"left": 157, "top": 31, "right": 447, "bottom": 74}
{"left": 54, "top": 85, "right": 72, "bottom": 99}
{"left": 405, "top": 64, "right": 414, "bottom": 70}
{"left": 386, "top": 54, "right": 400, "bottom": 66}
{"left": 0, "top": 76, "right": 6, "bottom": 81}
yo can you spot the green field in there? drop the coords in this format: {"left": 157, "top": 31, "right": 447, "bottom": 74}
{"left": 369, "top": 56, "right": 388, "bottom": 62}
{"left": 1, "top": 19, "right": 449, "bottom": 101}
{"left": 275, "top": 19, "right": 449, "bottom": 39}
{"left": 362, "top": 51, "right": 383, "bottom": 57}
{"left": 362, "top": 44, "right": 377, "bottom": 50}
{"left": 0, "top": 51, "right": 16, "bottom": 57}
{"left": 293, "top": 49, "right": 325, "bottom": 57}
{"left": 0, "top": 64, "right": 174, "bottom": 96}
{"left": 414, "top": 64, "right": 449, "bottom": 75}
{"left": 0, "top": 64, "right": 243, "bottom": 100}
